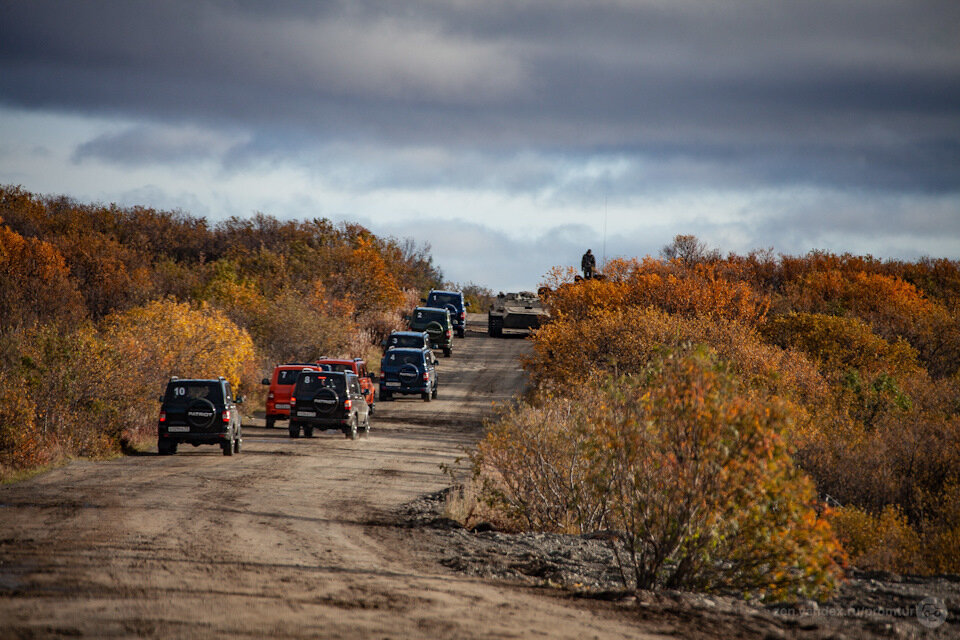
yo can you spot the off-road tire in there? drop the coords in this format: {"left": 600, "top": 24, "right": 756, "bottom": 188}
{"left": 221, "top": 439, "right": 233, "bottom": 456}
{"left": 432, "top": 384, "right": 438, "bottom": 399}
{"left": 303, "top": 425, "right": 314, "bottom": 438}
{"left": 422, "top": 391, "right": 431, "bottom": 402}
{"left": 381, "top": 391, "right": 392, "bottom": 401}
{"left": 456, "top": 328, "right": 465, "bottom": 338}
{"left": 345, "top": 416, "right": 359, "bottom": 440}
{"left": 233, "top": 435, "right": 241, "bottom": 453}
{"left": 158, "top": 438, "right": 174, "bottom": 455}
{"left": 265, "top": 416, "right": 275, "bottom": 429}
{"left": 288, "top": 422, "right": 300, "bottom": 438}
{"left": 443, "top": 347, "right": 452, "bottom": 357}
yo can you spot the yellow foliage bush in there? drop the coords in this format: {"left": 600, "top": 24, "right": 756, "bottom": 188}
{"left": 103, "top": 298, "right": 256, "bottom": 393}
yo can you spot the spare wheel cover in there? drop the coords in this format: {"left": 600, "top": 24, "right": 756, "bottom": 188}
{"left": 313, "top": 387, "right": 340, "bottom": 414}
{"left": 398, "top": 363, "right": 420, "bottom": 384}
{"left": 185, "top": 399, "right": 217, "bottom": 429}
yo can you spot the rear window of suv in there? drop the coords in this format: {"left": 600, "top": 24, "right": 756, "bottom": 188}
{"left": 165, "top": 381, "right": 223, "bottom": 404}
{"left": 323, "top": 363, "right": 356, "bottom": 374}
{"left": 427, "top": 293, "right": 460, "bottom": 307}
{"left": 414, "top": 308, "right": 447, "bottom": 323}
{"left": 295, "top": 372, "right": 346, "bottom": 395}
{"left": 387, "top": 334, "right": 426, "bottom": 348}
{"left": 384, "top": 351, "right": 426, "bottom": 367}
{"left": 277, "top": 369, "right": 305, "bottom": 385}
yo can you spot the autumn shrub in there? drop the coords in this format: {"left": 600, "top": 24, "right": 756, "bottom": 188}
{"left": 526, "top": 306, "right": 831, "bottom": 428}
{"left": 0, "top": 371, "right": 52, "bottom": 474}
{"left": 0, "top": 223, "right": 85, "bottom": 330}
{"left": 544, "top": 257, "right": 769, "bottom": 328}
{"left": 475, "top": 349, "right": 843, "bottom": 600}
{"left": 783, "top": 270, "right": 960, "bottom": 378}
{"left": 831, "top": 489, "right": 960, "bottom": 576}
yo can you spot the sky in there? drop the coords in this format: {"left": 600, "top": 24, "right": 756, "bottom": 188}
{"left": 1, "top": 1, "right": 958, "bottom": 291}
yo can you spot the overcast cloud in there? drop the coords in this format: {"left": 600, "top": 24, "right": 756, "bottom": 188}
{"left": 1, "top": 0, "right": 958, "bottom": 290}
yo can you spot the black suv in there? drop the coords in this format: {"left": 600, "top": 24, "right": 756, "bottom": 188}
{"left": 289, "top": 370, "right": 370, "bottom": 440}
{"left": 379, "top": 347, "right": 438, "bottom": 402}
{"left": 157, "top": 377, "right": 243, "bottom": 456}
{"left": 424, "top": 290, "right": 469, "bottom": 338}
{"left": 408, "top": 306, "right": 454, "bottom": 357}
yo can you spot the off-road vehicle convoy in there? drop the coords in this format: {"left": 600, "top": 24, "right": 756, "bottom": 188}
{"left": 488, "top": 291, "right": 550, "bottom": 337}
{"left": 379, "top": 347, "right": 438, "bottom": 402}
{"left": 289, "top": 370, "right": 371, "bottom": 440}
{"left": 408, "top": 306, "right": 454, "bottom": 357}
{"left": 424, "top": 290, "right": 470, "bottom": 338}
{"left": 157, "top": 377, "right": 244, "bottom": 456}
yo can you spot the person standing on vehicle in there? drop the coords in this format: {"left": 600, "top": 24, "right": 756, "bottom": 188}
{"left": 581, "top": 249, "right": 596, "bottom": 279}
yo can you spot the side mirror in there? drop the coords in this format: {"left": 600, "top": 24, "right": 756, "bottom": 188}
{"left": 369, "top": 373, "right": 378, "bottom": 382}
{"left": 158, "top": 395, "right": 164, "bottom": 402}
{"left": 420, "top": 297, "right": 427, "bottom": 303}
{"left": 465, "top": 301, "right": 471, "bottom": 308}
{"left": 235, "top": 395, "right": 245, "bottom": 404}
{"left": 261, "top": 377, "right": 270, "bottom": 385}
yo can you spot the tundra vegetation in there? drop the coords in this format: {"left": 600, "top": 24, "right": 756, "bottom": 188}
{"left": 472, "top": 235, "right": 960, "bottom": 599}
{"left": 0, "top": 185, "right": 441, "bottom": 476}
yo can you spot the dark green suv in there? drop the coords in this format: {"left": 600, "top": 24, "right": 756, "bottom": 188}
{"left": 408, "top": 306, "right": 454, "bottom": 357}
{"left": 424, "top": 290, "right": 469, "bottom": 338}
{"left": 289, "top": 370, "right": 370, "bottom": 440}
{"left": 157, "top": 377, "right": 243, "bottom": 456}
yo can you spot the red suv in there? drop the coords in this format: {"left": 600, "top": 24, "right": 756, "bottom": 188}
{"left": 316, "top": 358, "right": 377, "bottom": 413}
{"left": 261, "top": 363, "right": 328, "bottom": 429}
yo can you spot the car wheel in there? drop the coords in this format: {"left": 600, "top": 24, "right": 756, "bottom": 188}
{"left": 432, "top": 384, "right": 438, "bottom": 399}
{"left": 443, "top": 347, "right": 451, "bottom": 357}
{"left": 265, "top": 416, "right": 275, "bottom": 429}
{"left": 422, "top": 391, "right": 431, "bottom": 402}
{"left": 457, "top": 328, "right": 465, "bottom": 338}
{"left": 345, "top": 416, "right": 359, "bottom": 440}
{"left": 221, "top": 439, "right": 233, "bottom": 456}
{"left": 233, "top": 436, "right": 241, "bottom": 453}
{"left": 381, "top": 391, "right": 392, "bottom": 401}
{"left": 288, "top": 422, "right": 300, "bottom": 438}
{"left": 158, "top": 438, "right": 174, "bottom": 455}
{"left": 303, "top": 425, "right": 314, "bottom": 438}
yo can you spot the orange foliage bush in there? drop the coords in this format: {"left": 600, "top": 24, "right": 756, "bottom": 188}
{"left": 0, "top": 224, "right": 85, "bottom": 330}
{"left": 476, "top": 349, "right": 843, "bottom": 600}
{"left": 783, "top": 270, "right": 960, "bottom": 378}
{"left": 545, "top": 257, "right": 769, "bottom": 328}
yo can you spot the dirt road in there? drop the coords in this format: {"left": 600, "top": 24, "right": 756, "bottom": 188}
{"left": 0, "top": 316, "right": 662, "bottom": 639}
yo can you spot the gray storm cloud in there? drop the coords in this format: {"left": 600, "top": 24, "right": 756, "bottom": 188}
{"left": 1, "top": 0, "right": 959, "bottom": 278}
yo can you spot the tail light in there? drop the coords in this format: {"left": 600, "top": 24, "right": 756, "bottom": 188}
{"left": 159, "top": 411, "right": 166, "bottom": 423}
{"left": 290, "top": 396, "right": 296, "bottom": 404}
{"left": 423, "top": 372, "right": 430, "bottom": 382}
{"left": 446, "top": 329, "right": 452, "bottom": 337}
{"left": 460, "top": 311, "right": 465, "bottom": 320}
{"left": 344, "top": 399, "right": 352, "bottom": 410}
{"left": 222, "top": 410, "right": 231, "bottom": 423}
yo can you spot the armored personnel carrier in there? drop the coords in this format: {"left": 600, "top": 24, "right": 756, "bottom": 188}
{"left": 487, "top": 291, "right": 549, "bottom": 337}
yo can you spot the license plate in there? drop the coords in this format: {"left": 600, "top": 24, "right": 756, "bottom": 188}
{"left": 297, "top": 410, "right": 316, "bottom": 417}
{"left": 385, "top": 382, "right": 401, "bottom": 387}
{"left": 275, "top": 403, "right": 290, "bottom": 409}
{"left": 167, "top": 426, "right": 189, "bottom": 432}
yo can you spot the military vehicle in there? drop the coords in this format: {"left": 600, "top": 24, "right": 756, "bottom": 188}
{"left": 487, "top": 291, "right": 550, "bottom": 337}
